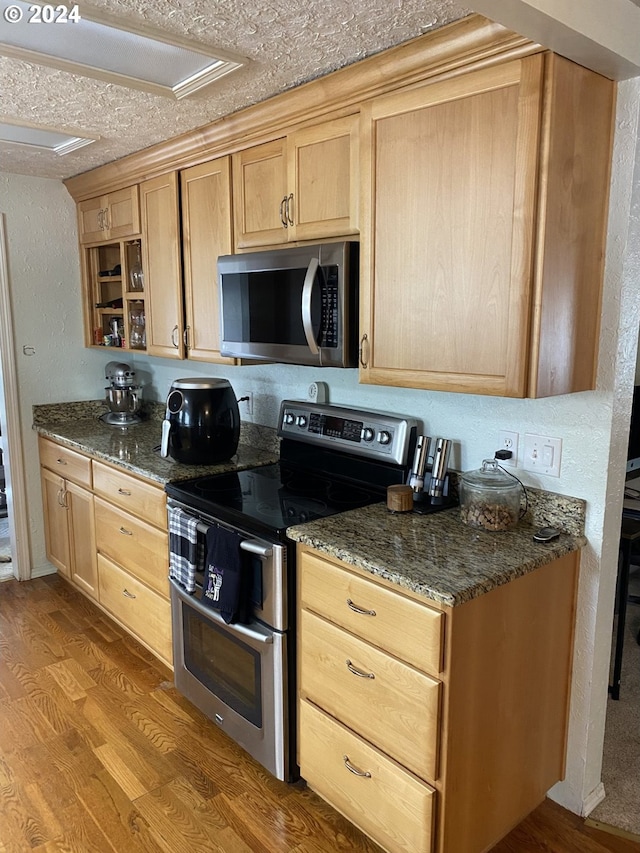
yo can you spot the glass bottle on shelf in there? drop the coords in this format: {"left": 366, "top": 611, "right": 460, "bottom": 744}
{"left": 128, "top": 241, "right": 144, "bottom": 292}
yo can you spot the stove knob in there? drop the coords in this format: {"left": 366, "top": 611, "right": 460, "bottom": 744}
{"left": 284, "top": 412, "right": 295, "bottom": 425}
{"left": 377, "top": 430, "right": 392, "bottom": 445}
{"left": 296, "top": 415, "right": 308, "bottom": 428}
{"left": 362, "top": 427, "right": 375, "bottom": 442}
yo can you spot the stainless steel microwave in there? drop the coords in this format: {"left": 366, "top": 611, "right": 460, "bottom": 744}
{"left": 218, "top": 241, "right": 359, "bottom": 367}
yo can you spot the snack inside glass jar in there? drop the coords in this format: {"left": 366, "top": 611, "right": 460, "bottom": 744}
{"left": 460, "top": 459, "right": 522, "bottom": 531}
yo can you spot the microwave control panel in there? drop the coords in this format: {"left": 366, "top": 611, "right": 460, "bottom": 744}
{"left": 278, "top": 401, "right": 419, "bottom": 466}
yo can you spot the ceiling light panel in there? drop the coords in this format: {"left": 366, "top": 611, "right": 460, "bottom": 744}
{"left": 0, "top": 0, "right": 245, "bottom": 98}
{"left": 0, "top": 120, "right": 97, "bottom": 154}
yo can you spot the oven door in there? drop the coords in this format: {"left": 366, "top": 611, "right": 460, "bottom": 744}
{"left": 170, "top": 578, "right": 290, "bottom": 781}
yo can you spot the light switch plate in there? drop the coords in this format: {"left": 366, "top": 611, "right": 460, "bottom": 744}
{"left": 523, "top": 434, "right": 562, "bottom": 477}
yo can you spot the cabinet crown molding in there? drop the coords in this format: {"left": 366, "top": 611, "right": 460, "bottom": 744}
{"left": 64, "top": 14, "right": 540, "bottom": 202}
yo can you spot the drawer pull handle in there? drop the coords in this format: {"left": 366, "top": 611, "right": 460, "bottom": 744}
{"left": 56, "top": 458, "right": 67, "bottom": 465}
{"left": 122, "top": 588, "right": 136, "bottom": 599}
{"left": 118, "top": 488, "right": 132, "bottom": 496}
{"left": 346, "top": 659, "right": 375, "bottom": 679}
{"left": 346, "top": 598, "right": 376, "bottom": 617}
{"left": 119, "top": 527, "right": 133, "bottom": 536}
{"left": 343, "top": 755, "right": 371, "bottom": 778}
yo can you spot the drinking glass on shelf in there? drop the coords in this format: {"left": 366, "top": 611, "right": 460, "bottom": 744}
{"left": 129, "top": 305, "right": 146, "bottom": 349}
{"left": 128, "top": 242, "right": 144, "bottom": 292}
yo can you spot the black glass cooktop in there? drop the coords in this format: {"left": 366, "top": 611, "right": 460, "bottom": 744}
{"left": 165, "top": 462, "right": 386, "bottom": 537}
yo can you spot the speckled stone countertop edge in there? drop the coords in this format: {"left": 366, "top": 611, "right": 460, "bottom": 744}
{"left": 288, "top": 501, "right": 587, "bottom": 608}
{"left": 33, "top": 402, "right": 280, "bottom": 485}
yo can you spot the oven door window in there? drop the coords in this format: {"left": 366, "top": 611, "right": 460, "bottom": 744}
{"left": 182, "top": 602, "right": 262, "bottom": 727}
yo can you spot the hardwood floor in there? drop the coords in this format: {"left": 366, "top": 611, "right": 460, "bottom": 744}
{"left": 0, "top": 574, "right": 638, "bottom": 853}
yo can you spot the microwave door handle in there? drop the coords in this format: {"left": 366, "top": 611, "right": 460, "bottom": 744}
{"left": 301, "top": 257, "right": 320, "bottom": 355}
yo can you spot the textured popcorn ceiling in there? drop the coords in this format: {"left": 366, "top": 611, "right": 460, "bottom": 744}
{"left": 0, "top": 0, "right": 469, "bottom": 180}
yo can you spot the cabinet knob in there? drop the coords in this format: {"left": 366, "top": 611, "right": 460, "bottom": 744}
{"left": 56, "top": 458, "right": 67, "bottom": 465}
{"left": 171, "top": 325, "right": 179, "bottom": 348}
{"left": 117, "top": 488, "right": 132, "bottom": 496}
{"left": 119, "top": 526, "right": 133, "bottom": 536}
{"left": 122, "top": 588, "right": 136, "bottom": 599}
{"left": 286, "top": 192, "right": 294, "bottom": 226}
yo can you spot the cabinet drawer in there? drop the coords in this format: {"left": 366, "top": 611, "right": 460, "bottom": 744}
{"left": 93, "top": 461, "right": 167, "bottom": 528}
{"left": 94, "top": 497, "right": 169, "bottom": 598}
{"left": 299, "top": 699, "right": 434, "bottom": 853}
{"left": 39, "top": 437, "right": 91, "bottom": 488}
{"left": 300, "top": 609, "right": 440, "bottom": 781}
{"left": 299, "top": 549, "right": 444, "bottom": 675}
{"left": 97, "top": 554, "right": 172, "bottom": 665}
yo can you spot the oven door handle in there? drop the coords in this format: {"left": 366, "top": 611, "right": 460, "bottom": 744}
{"left": 240, "top": 539, "right": 273, "bottom": 558}
{"left": 193, "top": 520, "right": 273, "bottom": 560}
{"left": 170, "top": 578, "right": 274, "bottom": 645}
{"left": 301, "top": 256, "right": 320, "bottom": 355}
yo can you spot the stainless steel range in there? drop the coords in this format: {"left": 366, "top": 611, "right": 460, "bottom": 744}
{"left": 165, "top": 401, "right": 424, "bottom": 781}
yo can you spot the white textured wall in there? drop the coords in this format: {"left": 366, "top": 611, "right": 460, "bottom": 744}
{"left": 0, "top": 173, "right": 109, "bottom": 572}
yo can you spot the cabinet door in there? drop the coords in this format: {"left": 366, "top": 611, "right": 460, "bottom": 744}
{"left": 67, "top": 481, "right": 97, "bottom": 599}
{"left": 105, "top": 186, "right": 140, "bottom": 239}
{"left": 288, "top": 114, "right": 359, "bottom": 242}
{"left": 360, "top": 56, "right": 543, "bottom": 397}
{"left": 181, "top": 158, "right": 236, "bottom": 362}
{"left": 140, "top": 172, "right": 184, "bottom": 358}
{"left": 77, "top": 196, "right": 108, "bottom": 244}
{"left": 232, "top": 139, "right": 288, "bottom": 249}
{"left": 77, "top": 186, "right": 140, "bottom": 244}
{"left": 40, "top": 468, "right": 70, "bottom": 576}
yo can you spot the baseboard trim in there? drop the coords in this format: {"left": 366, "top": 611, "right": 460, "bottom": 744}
{"left": 582, "top": 782, "right": 606, "bottom": 816}
{"left": 30, "top": 565, "right": 56, "bottom": 579}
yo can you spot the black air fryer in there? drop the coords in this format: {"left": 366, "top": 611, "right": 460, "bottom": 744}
{"left": 160, "top": 378, "right": 240, "bottom": 465}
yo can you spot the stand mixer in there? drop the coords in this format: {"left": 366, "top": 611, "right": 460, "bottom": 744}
{"left": 102, "top": 361, "right": 143, "bottom": 426}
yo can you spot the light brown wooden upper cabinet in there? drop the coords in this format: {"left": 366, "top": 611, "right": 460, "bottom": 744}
{"left": 359, "top": 54, "right": 614, "bottom": 398}
{"left": 140, "top": 172, "right": 184, "bottom": 359}
{"left": 77, "top": 185, "right": 140, "bottom": 244}
{"left": 180, "top": 158, "right": 236, "bottom": 363}
{"left": 232, "top": 115, "right": 359, "bottom": 250}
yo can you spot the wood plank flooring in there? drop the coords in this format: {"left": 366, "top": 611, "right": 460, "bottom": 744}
{"left": 0, "top": 574, "right": 638, "bottom": 853}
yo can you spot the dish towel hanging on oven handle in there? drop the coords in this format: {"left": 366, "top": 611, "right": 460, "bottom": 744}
{"left": 168, "top": 505, "right": 202, "bottom": 594}
{"left": 203, "top": 524, "right": 245, "bottom": 624}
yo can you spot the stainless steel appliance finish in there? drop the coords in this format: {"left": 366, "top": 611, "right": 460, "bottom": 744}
{"left": 428, "top": 437, "right": 453, "bottom": 501}
{"left": 408, "top": 434, "right": 431, "bottom": 493}
{"left": 218, "top": 241, "right": 358, "bottom": 367}
{"left": 279, "top": 401, "right": 417, "bottom": 466}
{"left": 102, "top": 361, "right": 142, "bottom": 426}
{"left": 169, "top": 503, "right": 290, "bottom": 781}
{"left": 165, "top": 401, "right": 430, "bottom": 783}
{"left": 160, "top": 377, "right": 240, "bottom": 465}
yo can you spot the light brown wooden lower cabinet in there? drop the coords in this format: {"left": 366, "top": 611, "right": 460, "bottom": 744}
{"left": 39, "top": 436, "right": 171, "bottom": 669}
{"left": 97, "top": 553, "right": 172, "bottom": 666}
{"left": 297, "top": 544, "right": 579, "bottom": 853}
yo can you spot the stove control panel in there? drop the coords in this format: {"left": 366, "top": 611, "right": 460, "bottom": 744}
{"left": 278, "top": 401, "right": 420, "bottom": 466}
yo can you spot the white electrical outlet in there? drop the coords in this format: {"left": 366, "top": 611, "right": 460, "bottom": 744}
{"left": 238, "top": 392, "right": 253, "bottom": 416}
{"left": 497, "top": 430, "right": 519, "bottom": 466}
{"left": 523, "top": 433, "right": 562, "bottom": 477}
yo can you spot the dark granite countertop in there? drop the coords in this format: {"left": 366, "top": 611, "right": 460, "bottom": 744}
{"left": 287, "top": 498, "right": 586, "bottom": 608}
{"left": 33, "top": 400, "right": 279, "bottom": 485}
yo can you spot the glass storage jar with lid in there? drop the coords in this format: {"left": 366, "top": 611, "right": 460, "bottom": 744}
{"left": 460, "top": 459, "right": 523, "bottom": 531}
